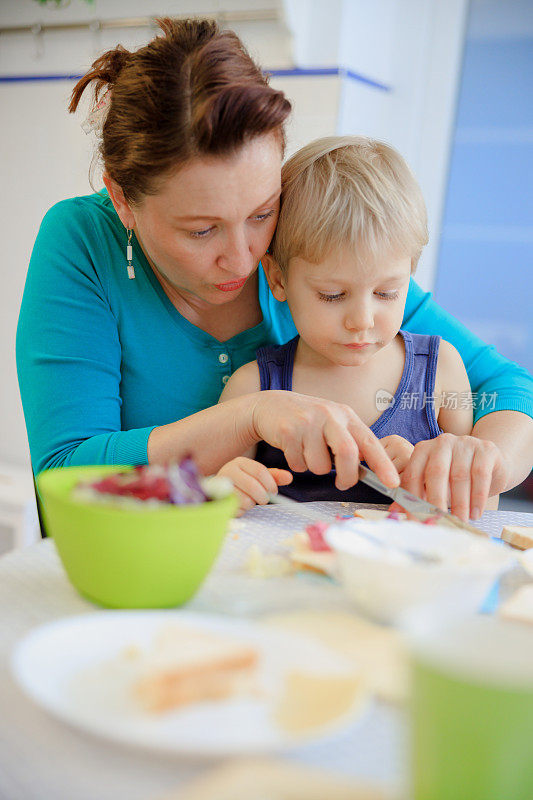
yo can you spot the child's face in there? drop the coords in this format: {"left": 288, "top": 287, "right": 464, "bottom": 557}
{"left": 272, "top": 246, "right": 412, "bottom": 367}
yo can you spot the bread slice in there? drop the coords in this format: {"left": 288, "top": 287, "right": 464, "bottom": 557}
{"left": 499, "top": 585, "right": 533, "bottom": 625}
{"left": 133, "top": 625, "right": 258, "bottom": 712}
{"left": 286, "top": 507, "right": 486, "bottom": 576}
{"left": 501, "top": 525, "right": 533, "bottom": 550}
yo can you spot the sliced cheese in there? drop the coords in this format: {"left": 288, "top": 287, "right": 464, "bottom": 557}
{"left": 264, "top": 610, "right": 407, "bottom": 704}
{"left": 274, "top": 670, "right": 363, "bottom": 734}
{"left": 501, "top": 524, "right": 533, "bottom": 550}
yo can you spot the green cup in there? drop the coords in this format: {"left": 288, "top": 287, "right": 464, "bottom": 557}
{"left": 37, "top": 465, "right": 238, "bottom": 609}
{"left": 407, "top": 613, "right": 533, "bottom": 800}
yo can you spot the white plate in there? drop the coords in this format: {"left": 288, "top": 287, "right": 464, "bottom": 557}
{"left": 11, "top": 610, "right": 368, "bottom": 757}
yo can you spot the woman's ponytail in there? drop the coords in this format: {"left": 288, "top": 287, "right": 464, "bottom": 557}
{"left": 68, "top": 45, "right": 131, "bottom": 113}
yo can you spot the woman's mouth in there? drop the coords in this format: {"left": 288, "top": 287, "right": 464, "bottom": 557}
{"left": 214, "top": 278, "right": 247, "bottom": 292}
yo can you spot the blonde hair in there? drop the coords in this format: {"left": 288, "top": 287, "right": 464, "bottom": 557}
{"left": 272, "top": 135, "right": 428, "bottom": 272}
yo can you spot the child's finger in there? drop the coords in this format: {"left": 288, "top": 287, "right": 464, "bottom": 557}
{"left": 232, "top": 469, "right": 274, "bottom": 505}
{"left": 233, "top": 487, "right": 258, "bottom": 516}
{"left": 269, "top": 468, "right": 293, "bottom": 487}
{"left": 237, "top": 459, "right": 291, "bottom": 499}
{"left": 391, "top": 454, "right": 411, "bottom": 473}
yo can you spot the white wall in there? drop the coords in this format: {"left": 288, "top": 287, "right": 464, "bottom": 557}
{"left": 284, "top": 0, "right": 469, "bottom": 289}
{"left": 0, "top": 0, "right": 467, "bottom": 474}
{"left": 386, "top": 0, "right": 469, "bottom": 290}
{"left": 272, "top": 75, "right": 341, "bottom": 155}
{"left": 284, "top": 0, "right": 343, "bottom": 65}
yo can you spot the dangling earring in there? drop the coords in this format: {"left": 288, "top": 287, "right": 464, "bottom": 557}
{"left": 126, "top": 228, "right": 135, "bottom": 280}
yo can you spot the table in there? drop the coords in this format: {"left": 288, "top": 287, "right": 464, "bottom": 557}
{"left": 1, "top": 503, "right": 532, "bottom": 800}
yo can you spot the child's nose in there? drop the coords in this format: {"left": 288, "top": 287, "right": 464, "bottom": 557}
{"left": 344, "top": 302, "right": 373, "bottom": 331}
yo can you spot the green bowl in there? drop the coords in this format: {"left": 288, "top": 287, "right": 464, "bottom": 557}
{"left": 37, "top": 465, "right": 238, "bottom": 609}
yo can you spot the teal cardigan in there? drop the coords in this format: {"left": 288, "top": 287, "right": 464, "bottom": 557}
{"left": 16, "top": 193, "right": 533, "bottom": 475}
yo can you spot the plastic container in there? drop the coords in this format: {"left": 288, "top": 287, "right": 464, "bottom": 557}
{"left": 37, "top": 465, "right": 237, "bottom": 608}
{"left": 326, "top": 518, "right": 515, "bottom": 624}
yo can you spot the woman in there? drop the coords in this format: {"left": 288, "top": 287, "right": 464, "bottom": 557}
{"left": 16, "top": 18, "right": 533, "bottom": 520}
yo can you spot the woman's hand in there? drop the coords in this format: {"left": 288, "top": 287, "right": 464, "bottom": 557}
{"left": 217, "top": 456, "right": 293, "bottom": 517}
{"left": 251, "top": 390, "right": 399, "bottom": 492}
{"left": 380, "top": 435, "right": 414, "bottom": 476}
{"left": 399, "top": 433, "right": 511, "bottom": 520}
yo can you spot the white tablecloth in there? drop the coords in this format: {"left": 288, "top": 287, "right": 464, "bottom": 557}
{"left": 1, "top": 503, "right": 532, "bottom": 800}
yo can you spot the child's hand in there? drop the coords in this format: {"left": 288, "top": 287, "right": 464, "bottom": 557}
{"left": 380, "top": 435, "right": 414, "bottom": 476}
{"left": 399, "top": 433, "right": 508, "bottom": 521}
{"left": 217, "top": 457, "right": 293, "bottom": 516}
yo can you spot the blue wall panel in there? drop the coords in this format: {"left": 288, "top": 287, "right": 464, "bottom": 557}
{"left": 435, "top": 10, "right": 533, "bottom": 376}
{"left": 445, "top": 143, "right": 533, "bottom": 226}
{"left": 457, "top": 39, "right": 533, "bottom": 127}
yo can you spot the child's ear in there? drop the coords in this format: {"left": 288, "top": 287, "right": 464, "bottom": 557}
{"left": 261, "top": 252, "right": 287, "bottom": 302}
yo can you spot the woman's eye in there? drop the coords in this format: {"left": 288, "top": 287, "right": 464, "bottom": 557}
{"left": 318, "top": 292, "right": 344, "bottom": 302}
{"left": 375, "top": 291, "right": 399, "bottom": 301}
{"left": 189, "top": 210, "right": 274, "bottom": 238}
{"left": 189, "top": 227, "right": 214, "bottom": 239}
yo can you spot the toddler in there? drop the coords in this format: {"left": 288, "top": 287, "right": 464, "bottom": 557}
{"left": 217, "top": 136, "right": 475, "bottom": 512}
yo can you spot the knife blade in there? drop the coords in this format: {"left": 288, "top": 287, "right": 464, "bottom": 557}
{"left": 358, "top": 464, "right": 486, "bottom": 536}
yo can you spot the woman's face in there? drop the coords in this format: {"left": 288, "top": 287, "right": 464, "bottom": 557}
{"left": 129, "top": 133, "right": 282, "bottom": 306}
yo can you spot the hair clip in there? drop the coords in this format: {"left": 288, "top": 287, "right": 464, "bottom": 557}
{"left": 81, "top": 89, "right": 112, "bottom": 134}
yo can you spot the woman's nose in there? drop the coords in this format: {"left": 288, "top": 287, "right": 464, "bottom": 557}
{"left": 218, "top": 231, "right": 253, "bottom": 276}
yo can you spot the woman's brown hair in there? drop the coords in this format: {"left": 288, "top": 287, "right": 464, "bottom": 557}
{"left": 69, "top": 17, "right": 291, "bottom": 204}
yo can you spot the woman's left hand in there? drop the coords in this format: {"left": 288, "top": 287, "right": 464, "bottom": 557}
{"left": 398, "top": 433, "right": 511, "bottom": 521}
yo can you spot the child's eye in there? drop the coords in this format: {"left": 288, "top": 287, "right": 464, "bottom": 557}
{"left": 318, "top": 292, "right": 345, "bottom": 302}
{"left": 374, "top": 291, "right": 399, "bottom": 301}
{"left": 252, "top": 210, "right": 275, "bottom": 222}
{"left": 189, "top": 226, "right": 214, "bottom": 239}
